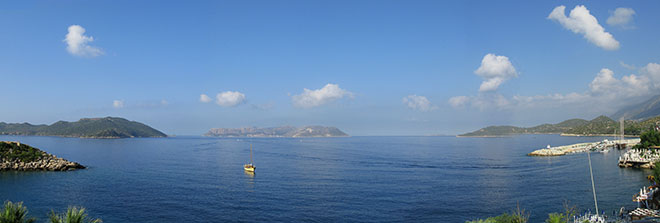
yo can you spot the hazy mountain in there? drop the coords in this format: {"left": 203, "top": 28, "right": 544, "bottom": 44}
{"left": 204, "top": 126, "right": 349, "bottom": 137}
{"left": 459, "top": 118, "right": 588, "bottom": 137}
{"left": 461, "top": 114, "right": 660, "bottom": 137}
{"left": 612, "top": 95, "right": 660, "bottom": 120}
{"left": 0, "top": 117, "right": 167, "bottom": 138}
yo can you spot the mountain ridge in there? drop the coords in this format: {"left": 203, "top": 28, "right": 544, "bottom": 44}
{"left": 460, "top": 115, "right": 660, "bottom": 137}
{"left": 204, "top": 126, "right": 349, "bottom": 138}
{"left": 0, "top": 117, "right": 167, "bottom": 138}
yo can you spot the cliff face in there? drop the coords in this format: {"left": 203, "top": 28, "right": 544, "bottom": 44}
{"left": 204, "top": 126, "right": 349, "bottom": 137}
{"left": 0, "top": 141, "right": 84, "bottom": 171}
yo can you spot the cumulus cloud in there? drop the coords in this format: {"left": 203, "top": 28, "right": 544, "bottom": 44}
{"left": 64, "top": 25, "right": 104, "bottom": 57}
{"left": 113, "top": 100, "right": 124, "bottom": 108}
{"left": 548, "top": 5, "right": 620, "bottom": 50}
{"left": 607, "top": 8, "right": 635, "bottom": 28}
{"left": 450, "top": 65, "right": 660, "bottom": 113}
{"left": 215, "top": 91, "right": 246, "bottom": 107}
{"left": 403, "top": 95, "right": 436, "bottom": 112}
{"left": 474, "top": 54, "right": 518, "bottom": 92}
{"left": 199, "top": 94, "right": 212, "bottom": 103}
{"left": 642, "top": 63, "right": 660, "bottom": 88}
{"left": 292, "top": 83, "right": 353, "bottom": 108}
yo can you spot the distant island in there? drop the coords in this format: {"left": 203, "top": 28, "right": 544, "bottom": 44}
{"left": 460, "top": 115, "right": 660, "bottom": 137}
{"left": 204, "top": 126, "right": 349, "bottom": 138}
{"left": 0, "top": 117, "right": 167, "bottom": 138}
{"left": 1, "top": 141, "right": 84, "bottom": 171}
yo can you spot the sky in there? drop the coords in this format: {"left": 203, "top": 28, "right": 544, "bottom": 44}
{"left": 1, "top": 1, "right": 660, "bottom": 136}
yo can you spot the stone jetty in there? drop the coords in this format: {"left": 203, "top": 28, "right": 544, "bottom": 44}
{"left": 0, "top": 141, "right": 85, "bottom": 171}
{"left": 528, "top": 138, "right": 640, "bottom": 156}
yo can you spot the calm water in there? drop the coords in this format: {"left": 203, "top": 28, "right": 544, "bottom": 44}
{"left": 0, "top": 135, "right": 650, "bottom": 222}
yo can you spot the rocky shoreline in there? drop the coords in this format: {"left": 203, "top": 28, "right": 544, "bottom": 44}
{"left": 0, "top": 141, "right": 85, "bottom": 171}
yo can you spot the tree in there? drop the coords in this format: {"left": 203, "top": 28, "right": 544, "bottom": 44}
{"left": 49, "top": 207, "right": 101, "bottom": 223}
{"left": 0, "top": 201, "right": 36, "bottom": 223}
{"left": 634, "top": 130, "right": 660, "bottom": 149}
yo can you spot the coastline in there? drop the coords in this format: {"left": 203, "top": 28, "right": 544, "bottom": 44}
{"left": 458, "top": 133, "right": 640, "bottom": 138}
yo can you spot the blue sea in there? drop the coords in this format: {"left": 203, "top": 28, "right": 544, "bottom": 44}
{"left": 0, "top": 135, "right": 650, "bottom": 222}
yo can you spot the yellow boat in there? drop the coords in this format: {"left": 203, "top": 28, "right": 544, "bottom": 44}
{"left": 244, "top": 144, "right": 256, "bottom": 172}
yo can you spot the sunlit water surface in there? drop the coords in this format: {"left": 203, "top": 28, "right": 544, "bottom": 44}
{"left": 0, "top": 135, "right": 649, "bottom": 222}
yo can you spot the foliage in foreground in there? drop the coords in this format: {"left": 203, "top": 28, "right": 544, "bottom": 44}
{"left": 467, "top": 201, "right": 576, "bottom": 223}
{"left": 0, "top": 201, "right": 101, "bottom": 223}
{"left": 0, "top": 201, "right": 36, "bottom": 223}
{"left": 49, "top": 206, "right": 102, "bottom": 223}
{"left": 634, "top": 129, "right": 660, "bottom": 149}
{"left": 466, "top": 204, "right": 529, "bottom": 223}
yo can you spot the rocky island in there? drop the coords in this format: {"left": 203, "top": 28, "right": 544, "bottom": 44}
{"left": 204, "top": 126, "right": 349, "bottom": 137}
{"left": 0, "top": 117, "right": 167, "bottom": 138}
{"left": 0, "top": 141, "right": 84, "bottom": 171}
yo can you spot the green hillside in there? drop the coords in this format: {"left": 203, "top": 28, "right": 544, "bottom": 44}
{"left": 460, "top": 115, "right": 660, "bottom": 137}
{"left": 0, "top": 117, "right": 166, "bottom": 138}
{"left": 459, "top": 119, "right": 588, "bottom": 137}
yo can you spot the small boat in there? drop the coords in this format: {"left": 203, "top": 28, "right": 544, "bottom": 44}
{"left": 244, "top": 144, "right": 256, "bottom": 172}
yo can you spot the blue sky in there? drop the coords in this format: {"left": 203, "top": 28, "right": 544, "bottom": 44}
{"left": 1, "top": 1, "right": 659, "bottom": 136}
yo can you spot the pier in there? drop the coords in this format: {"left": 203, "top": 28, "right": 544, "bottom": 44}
{"left": 618, "top": 146, "right": 660, "bottom": 168}
{"left": 527, "top": 138, "right": 640, "bottom": 156}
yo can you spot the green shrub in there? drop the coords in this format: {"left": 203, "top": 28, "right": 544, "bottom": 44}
{"left": 0, "top": 201, "right": 36, "bottom": 223}
{"left": 49, "top": 206, "right": 101, "bottom": 223}
{"left": 634, "top": 130, "right": 660, "bottom": 149}
{"left": 466, "top": 205, "right": 529, "bottom": 223}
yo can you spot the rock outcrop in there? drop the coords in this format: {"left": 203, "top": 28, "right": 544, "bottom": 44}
{"left": 0, "top": 141, "right": 85, "bottom": 171}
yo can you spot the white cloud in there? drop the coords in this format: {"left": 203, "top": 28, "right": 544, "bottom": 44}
{"left": 607, "top": 8, "right": 635, "bottom": 28}
{"left": 292, "top": 83, "right": 353, "bottom": 108}
{"left": 474, "top": 54, "right": 518, "bottom": 92}
{"left": 215, "top": 91, "right": 246, "bottom": 107}
{"left": 449, "top": 96, "right": 469, "bottom": 108}
{"left": 403, "top": 95, "right": 436, "bottom": 112}
{"left": 620, "top": 61, "right": 636, "bottom": 70}
{"left": 64, "top": 25, "right": 104, "bottom": 57}
{"left": 161, "top": 99, "right": 169, "bottom": 105}
{"left": 641, "top": 63, "right": 660, "bottom": 89}
{"left": 450, "top": 65, "right": 660, "bottom": 113}
{"left": 113, "top": 100, "right": 124, "bottom": 108}
{"left": 199, "top": 94, "right": 212, "bottom": 103}
{"left": 548, "top": 5, "right": 620, "bottom": 50}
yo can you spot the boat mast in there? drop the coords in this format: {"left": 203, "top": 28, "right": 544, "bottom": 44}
{"left": 588, "top": 151, "right": 599, "bottom": 215}
{"left": 250, "top": 144, "right": 254, "bottom": 164}
{"left": 620, "top": 117, "right": 624, "bottom": 141}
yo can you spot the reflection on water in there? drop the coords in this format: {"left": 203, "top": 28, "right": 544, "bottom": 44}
{"left": 0, "top": 135, "right": 652, "bottom": 222}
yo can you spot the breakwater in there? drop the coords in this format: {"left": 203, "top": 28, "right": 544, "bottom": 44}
{"left": 527, "top": 138, "right": 640, "bottom": 156}
{"left": 0, "top": 141, "right": 85, "bottom": 171}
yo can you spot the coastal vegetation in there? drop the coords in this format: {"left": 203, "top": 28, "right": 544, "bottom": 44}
{"left": 0, "top": 201, "right": 36, "bottom": 223}
{"left": 49, "top": 206, "right": 102, "bottom": 223}
{"left": 204, "top": 126, "right": 349, "bottom": 137}
{"left": 0, "top": 117, "right": 166, "bottom": 138}
{"left": 0, "top": 201, "right": 101, "bottom": 223}
{"left": 0, "top": 142, "right": 42, "bottom": 163}
{"left": 466, "top": 202, "right": 576, "bottom": 223}
{"left": 633, "top": 130, "right": 660, "bottom": 149}
{"left": 0, "top": 142, "right": 84, "bottom": 171}
{"left": 461, "top": 115, "right": 660, "bottom": 137}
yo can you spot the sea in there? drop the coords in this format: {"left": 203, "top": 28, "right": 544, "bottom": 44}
{"left": 0, "top": 135, "right": 650, "bottom": 222}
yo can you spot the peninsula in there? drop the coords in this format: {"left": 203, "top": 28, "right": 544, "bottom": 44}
{"left": 460, "top": 115, "right": 660, "bottom": 137}
{"left": 204, "top": 126, "right": 349, "bottom": 138}
{"left": 0, "top": 141, "right": 84, "bottom": 171}
{"left": 0, "top": 117, "right": 167, "bottom": 138}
